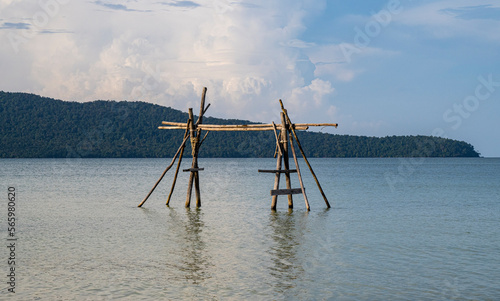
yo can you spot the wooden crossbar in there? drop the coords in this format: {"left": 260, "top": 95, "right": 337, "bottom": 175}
{"left": 158, "top": 125, "right": 309, "bottom": 131}
{"left": 258, "top": 169, "right": 297, "bottom": 173}
{"left": 161, "top": 121, "right": 337, "bottom": 128}
{"left": 183, "top": 168, "right": 205, "bottom": 172}
{"left": 271, "top": 188, "right": 303, "bottom": 196}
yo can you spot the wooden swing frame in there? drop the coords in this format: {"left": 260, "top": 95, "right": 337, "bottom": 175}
{"left": 138, "top": 88, "right": 338, "bottom": 210}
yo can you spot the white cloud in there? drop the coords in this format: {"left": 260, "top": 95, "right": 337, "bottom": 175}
{"left": 0, "top": 0, "right": 338, "bottom": 123}
{"left": 304, "top": 43, "right": 397, "bottom": 82}
{"left": 288, "top": 78, "right": 334, "bottom": 109}
{"left": 326, "top": 105, "right": 338, "bottom": 118}
{"left": 393, "top": 0, "right": 500, "bottom": 41}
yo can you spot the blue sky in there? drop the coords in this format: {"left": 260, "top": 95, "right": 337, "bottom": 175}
{"left": 1, "top": 0, "right": 499, "bottom": 156}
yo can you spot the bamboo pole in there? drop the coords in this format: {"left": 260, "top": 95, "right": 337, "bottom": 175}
{"left": 272, "top": 122, "right": 283, "bottom": 157}
{"left": 167, "top": 119, "right": 191, "bottom": 206}
{"left": 159, "top": 125, "right": 309, "bottom": 131}
{"left": 158, "top": 126, "right": 191, "bottom": 130}
{"left": 161, "top": 121, "right": 188, "bottom": 126}
{"left": 280, "top": 113, "right": 293, "bottom": 209}
{"left": 289, "top": 129, "right": 310, "bottom": 211}
{"left": 271, "top": 137, "right": 282, "bottom": 210}
{"left": 199, "top": 124, "right": 310, "bottom": 130}
{"left": 270, "top": 122, "right": 281, "bottom": 209}
{"left": 200, "top": 126, "right": 308, "bottom": 131}
{"left": 194, "top": 168, "right": 201, "bottom": 207}
{"left": 138, "top": 133, "right": 191, "bottom": 207}
{"left": 279, "top": 99, "right": 331, "bottom": 208}
{"left": 198, "top": 130, "right": 210, "bottom": 147}
{"left": 202, "top": 103, "right": 211, "bottom": 116}
{"left": 295, "top": 123, "right": 338, "bottom": 128}
{"left": 197, "top": 87, "right": 207, "bottom": 125}
{"left": 199, "top": 124, "right": 277, "bottom": 128}
{"left": 186, "top": 108, "right": 197, "bottom": 207}
{"left": 193, "top": 88, "right": 207, "bottom": 208}
{"left": 161, "top": 122, "right": 336, "bottom": 128}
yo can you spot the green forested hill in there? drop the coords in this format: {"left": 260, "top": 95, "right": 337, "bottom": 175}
{"left": 0, "top": 91, "right": 480, "bottom": 158}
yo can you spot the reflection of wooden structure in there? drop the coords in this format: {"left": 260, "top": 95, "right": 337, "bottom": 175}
{"left": 138, "top": 87, "right": 338, "bottom": 210}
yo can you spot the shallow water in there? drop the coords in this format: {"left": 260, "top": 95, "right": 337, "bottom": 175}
{"left": 1, "top": 158, "right": 499, "bottom": 299}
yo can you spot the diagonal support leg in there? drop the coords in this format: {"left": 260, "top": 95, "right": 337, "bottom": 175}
{"left": 289, "top": 131, "right": 310, "bottom": 210}
{"left": 271, "top": 151, "right": 282, "bottom": 210}
{"left": 280, "top": 113, "right": 293, "bottom": 209}
{"left": 167, "top": 120, "right": 190, "bottom": 206}
{"left": 138, "top": 134, "right": 190, "bottom": 207}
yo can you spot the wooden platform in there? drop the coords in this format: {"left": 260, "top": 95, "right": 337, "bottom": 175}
{"left": 182, "top": 168, "right": 204, "bottom": 172}
{"left": 258, "top": 169, "right": 297, "bottom": 174}
{"left": 270, "top": 188, "right": 303, "bottom": 196}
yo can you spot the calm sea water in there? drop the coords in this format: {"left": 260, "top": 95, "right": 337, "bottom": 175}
{"left": 1, "top": 158, "right": 499, "bottom": 300}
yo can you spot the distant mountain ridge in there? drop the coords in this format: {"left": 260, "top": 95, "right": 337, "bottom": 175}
{"left": 0, "top": 91, "right": 480, "bottom": 158}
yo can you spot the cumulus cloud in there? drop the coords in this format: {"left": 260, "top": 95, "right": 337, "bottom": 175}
{"left": 288, "top": 78, "right": 334, "bottom": 109}
{"left": 0, "top": 0, "right": 340, "bottom": 123}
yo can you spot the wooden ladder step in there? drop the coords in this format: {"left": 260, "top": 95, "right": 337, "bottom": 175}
{"left": 182, "top": 168, "right": 205, "bottom": 172}
{"left": 258, "top": 169, "right": 297, "bottom": 174}
{"left": 270, "top": 188, "right": 303, "bottom": 196}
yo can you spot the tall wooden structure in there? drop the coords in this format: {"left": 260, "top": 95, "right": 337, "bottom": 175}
{"left": 138, "top": 88, "right": 338, "bottom": 210}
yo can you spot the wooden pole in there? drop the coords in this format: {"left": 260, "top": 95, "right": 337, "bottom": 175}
{"left": 271, "top": 134, "right": 282, "bottom": 210}
{"left": 279, "top": 99, "right": 331, "bottom": 208}
{"left": 160, "top": 126, "right": 290, "bottom": 131}
{"left": 159, "top": 126, "right": 308, "bottom": 131}
{"left": 280, "top": 112, "right": 293, "bottom": 209}
{"left": 202, "top": 103, "right": 211, "bottom": 116}
{"left": 186, "top": 88, "right": 207, "bottom": 208}
{"left": 138, "top": 134, "right": 191, "bottom": 207}
{"left": 295, "top": 123, "right": 338, "bottom": 128}
{"left": 197, "top": 87, "right": 207, "bottom": 125}
{"left": 289, "top": 130, "right": 310, "bottom": 211}
{"left": 193, "top": 88, "right": 207, "bottom": 208}
{"left": 198, "top": 131, "right": 210, "bottom": 147}
{"left": 270, "top": 122, "right": 283, "bottom": 209}
{"left": 161, "top": 121, "right": 190, "bottom": 126}
{"left": 272, "top": 122, "right": 283, "bottom": 157}
{"left": 186, "top": 108, "right": 197, "bottom": 207}
{"left": 199, "top": 124, "right": 280, "bottom": 128}
{"left": 205, "top": 126, "right": 308, "bottom": 131}
{"left": 160, "top": 121, "right": 334, "bottom": 129}
{"left": 193, "top": 167, "right": 201, "bottom": 207}
{"left": 167, "top": 119, "right": 190, "bottom": 206}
